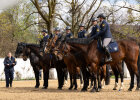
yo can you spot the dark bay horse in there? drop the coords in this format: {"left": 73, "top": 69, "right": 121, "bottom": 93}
{"left": 45, "top": 35, "right": 110, "bottom": 91}
{"left": 15, "top": 43, "right": 67, "bottom": 89}
{"left": 60, "top": 37, "right": 140, "bottom": 92}
{"left": 15, "top": 43, "right": 42, "bottom": 88}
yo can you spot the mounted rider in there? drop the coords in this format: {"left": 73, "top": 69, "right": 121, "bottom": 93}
{"left": 65, "top": 26, "right": 73, "bottom": 38}
{"left": 97, "top": 13, "right": 112, "bottom": 62}
{"left": 90, "top": 18, "right": 100, "bottom": 39}
{"left": 78, "top": 24, "right": 86, "bottom": 38}
{"left": 40, "top": 29, "right": 49, "bottom": 52}
{"left": 54, "top": 27, "right": 62, "bottom": 39}
{"left": 90, "top": 13, "right": 112, "bottom": 62}
{"left": 41, "top": 29, "right": 49, "bottom": 42}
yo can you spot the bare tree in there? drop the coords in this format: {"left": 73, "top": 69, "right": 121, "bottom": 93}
{"left": 30, "top": 0, "right": 57, "bottom": 34}
{"left": 56, "top": 0, "right": 103, "bottom": 36}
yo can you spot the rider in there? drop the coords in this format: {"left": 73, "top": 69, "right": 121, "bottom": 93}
{"left": 97, "top": 13, "right": 112, "bottom": 62}
{"left": 54, "top": 27, "right": 61, "bottom": 39}
{"left": 66, "top": 26, "right": 73, "bottom": 38}
{"left": 78, "top": 24, "right": 86, "bottom": 38}
{"left": 41, "top": 29, "right": 49, "bottom": 42}
{"left": 90, "top": 18, "right": 100, "bottom": 39}
{"left": 40, "top": 29, "right": 49, "bottom": 52}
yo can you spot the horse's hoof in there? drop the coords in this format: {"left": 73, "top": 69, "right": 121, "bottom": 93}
{"left": 128, "top": 88, "right": 132, "bottom": 91}
{"left": 74, "top": 88, "right": 77, "bottom": 90}
{"left": 69, "top": 87, "right": 73, "bottom": 90}
{"left": 90, "top": 88, "right": 96, "bottom": 92}
{"left": 97, "top": 88, "right": 101, "bottom": 92}
{"left": 58, "top": 87, "right": 62, "bottom": 90}
{"left": 135, "top": 87, "right": 140, "bottom": 91}
{"left": 113, "top": 88, "right": 117, "bottom": 90}
{"left": 42, "top": 86, "right": 47, "bottom": 89}
{"left": 81, "top": 88, "right": 87, "bottom": 92}
{"left": 35, "top": 86, "right": 39, "bottom": 88}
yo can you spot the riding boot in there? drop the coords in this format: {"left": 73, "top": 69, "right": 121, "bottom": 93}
{"left": 104, "top": 46, "right": 112, "bottom": 62}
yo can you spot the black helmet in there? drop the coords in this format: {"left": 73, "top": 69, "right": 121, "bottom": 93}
{"left": 97, "top": 13, "right": 106, "bottom": 19}
{"left": 42, "top": 29, "right": 48, "bottom": 33}
{"left": 79, "top": 23, "right": 85, "bottom": 27}
{"left": 55, "top": 27, "right": 60, "bottom": 31}
{"left": 66, "top": 26, "right": 71, "bottom": 30}
{"left": 92, "top": 18, "right": 98, "bottom": 22}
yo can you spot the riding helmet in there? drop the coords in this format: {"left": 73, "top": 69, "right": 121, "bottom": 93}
{"left": 97, "top": 13, "right": 106, "bottom": 19}
{"left": 92, "top": 18, "right": 98, "bottom": 22}
{"left": 79, "top": 23, "right": 85, "bottom": 27}
{"left": 55, "top": 27, "right": 60, "bottom": 31}
{"left": 42, "top": 29, "right": 48, "bottom": 33}
{"left": 66, "top": 26, "right": 71, "bottom": 30}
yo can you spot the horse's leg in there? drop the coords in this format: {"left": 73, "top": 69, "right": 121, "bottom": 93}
{"left": 90, "top": 77, "right": 94, "bottom": 88}
{"left": 118, "top": 62, "right": 124, "bottom": 91}
{"left": 74, "top": 74, "right": 78, "bottom": 90}
{"left": 56, "top": 68, "right": 63, "bottom": 90}
{"left": 125, "top": 62, "right": 135, "bottom": 91}
{"left": 79, "top": 70, "right": 83, "bottom": 87}
{"left": 33, "top": 67, "right": 40, "bottom": 88}
{"left": 69, "top": 74, "right": 73, "bottom": 90}
{"left": 42, "top": 69, "right": 49, "bottom": 89}
{"left": 112, "top": 68, "right": 119, "bottom": 90}
{"left": 64, "top": 70, "right": 68, "bottom": 85}
{"left": 90, "top": 73, "right": 97, "bottom": 92}
{"left": 81, "top": 68, "right": 88, "bottom": 91}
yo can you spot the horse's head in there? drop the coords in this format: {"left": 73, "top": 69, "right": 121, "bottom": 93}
{"left": 15, "top": 42, "right": 26, "bottom": 58}
{"left": 45, "top": 34, "right": 60, "bottom": 53}
{"left": 15, "top": 42, "right": 30, "bottom": 61}
{"left": 53, "top": 34, "right": 71, "bottom": 56}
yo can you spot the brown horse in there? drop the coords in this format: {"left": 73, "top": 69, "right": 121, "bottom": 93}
{"left": 45, "top": 35, "right": 110, "bottom": 91}
{"left": 60, "top": 37, "right": 140, "bottom": 92}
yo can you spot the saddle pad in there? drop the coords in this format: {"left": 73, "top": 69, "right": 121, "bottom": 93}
{"left": 97, "top": 41, "right": 119, "bottom": 53}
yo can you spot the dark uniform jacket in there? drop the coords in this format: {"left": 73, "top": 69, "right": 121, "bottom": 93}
{"left": 43, "top": 35, "right": 49, "bottom": 42}
{"left": 90, "top": 25, "right": 100, "bottom": 38}
{"left": 78, "top": 30, "right": 86, "bottom": 38}
{"left": 66, "top": 32, "right": 73, "bottom": 38}
{"left": 99, "top": 20, "right": 112, "bottom": 40}
{"left": 4, "top": 56, "right": 17, "bottom": 69}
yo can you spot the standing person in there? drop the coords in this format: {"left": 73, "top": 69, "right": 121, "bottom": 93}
{"left": 4, "top": 52, "right": 17, "bottom": 88}
{"left": 78, "top": 24, "right": 86, "bottom": 38}
{"left": 65, "top": 26, "right": 73, "bottom": 38}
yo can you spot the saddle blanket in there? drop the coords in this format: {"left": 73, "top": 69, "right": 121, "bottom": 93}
{"left": 97, "top": 41, "right": 119, "bottom": 53}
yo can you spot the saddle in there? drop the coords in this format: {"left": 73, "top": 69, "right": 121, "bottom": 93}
{"left": 97, "top": 38, "right": 119, "bottom": 53}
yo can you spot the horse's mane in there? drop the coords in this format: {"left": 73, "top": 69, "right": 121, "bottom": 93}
{"left": 66, "top": 36, "right": 94, "bottom": 45}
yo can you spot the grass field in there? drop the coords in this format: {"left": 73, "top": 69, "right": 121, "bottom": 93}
{"left": 0, "top": 79, "right": 140, "bottom": 100}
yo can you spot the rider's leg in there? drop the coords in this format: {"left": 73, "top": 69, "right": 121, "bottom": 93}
{"left": 103, "top": 38, "right": 112, "bottom": 62}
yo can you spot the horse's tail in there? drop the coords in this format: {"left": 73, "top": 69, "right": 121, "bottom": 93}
{"left": 105, "top": 64, "right": 110, "bottom": 85}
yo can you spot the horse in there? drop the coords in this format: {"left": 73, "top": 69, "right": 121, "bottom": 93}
{"left": 15, "top": 43, "right": 42, "bottom": 88}
{"left": 44, "top": 35, "right": 111, "bottom": 91}
{"left": 57, "top": 36, "right": 140, "bottom": 92}
{"left": 40, "top": 36, "right": 84, "bottom": 90}
{"left": 15, "top": 42, "right": 67, "bottom": 89}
